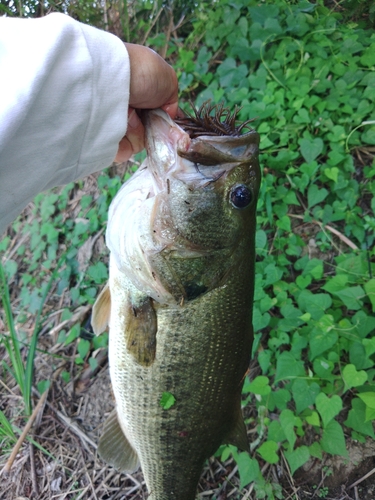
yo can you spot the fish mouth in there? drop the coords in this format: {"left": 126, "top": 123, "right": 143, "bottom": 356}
{"left": 142, "top": 107, "right": 259, "bottom": 192}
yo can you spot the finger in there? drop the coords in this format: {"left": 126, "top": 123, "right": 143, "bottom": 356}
{"left": 115, "top": 109, "right": 144, "bottom": 162}
{"left": 161, "top": 101, "right": 179, "bottom": 120}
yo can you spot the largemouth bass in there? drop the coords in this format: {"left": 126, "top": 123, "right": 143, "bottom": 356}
{"left": 92, "top": 102, "right": 260, "bottom": 499}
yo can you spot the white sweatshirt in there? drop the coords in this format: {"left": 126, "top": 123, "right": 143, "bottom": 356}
{"left": 0, "top": 13, "right": 130, "bottom": 235}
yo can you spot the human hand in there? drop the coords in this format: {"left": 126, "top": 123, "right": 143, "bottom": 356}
{"left": 115, "top": 43, "right": 179, "bottom": 162}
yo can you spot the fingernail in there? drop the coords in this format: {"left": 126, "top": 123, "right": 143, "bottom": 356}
{"left": 128, "top": 110, "right": 141, "bottom": 129}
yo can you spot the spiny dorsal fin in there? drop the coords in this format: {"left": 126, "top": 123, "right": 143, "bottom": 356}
{"left": 92, "top": 283, "right": 111, "bottom": 335}
{"left": 223, "top": 403, "right": 249, "bottom": 452}
{"left": 98, "top": 409, "right": 139, "bottom": 473}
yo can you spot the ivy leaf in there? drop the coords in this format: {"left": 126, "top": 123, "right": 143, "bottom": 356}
{"left": 292, "top": 379, "right": 320, "bottom": 413}
{"left": 345, "top": 398, "right": 375, "bottom": 438}
{"left": 297, "top": 291, "right": 332, "bottom": 320}
{"left": 299, "top": 137, "right": 324, "bottom": 163}
{"left": 342, "top": 364, "right": 368, "bottom": 391}
{"left": 364, "top": 279, "right": 375, "bottom": 312}
{"left": 160, "top": 392, "right": 176, "bottom": 410}
{"left": 357, "top": 392, "right": 375, "bottom": 421}
{"left": 284, "top": 446, "right": 310, "bottom": 475}
{"left": 324, "top": 167, "right": 339, "bottom": 183}
{"left": 306, "top": 410, "right": 320, "bottom": 427}
{"left": 236, "top": 453, "right": 260, "bottom": 488}
{"left": 307, "top": 184, "right": 329, "bottom": 208}
{"left": 333, "top": 286, "right": 365, "bottom": 311}
{"left": 244, "top": 376, "right": 271, "bottom": 396}
{"left": 77, "top": 339, "right": 90, "bottom": 360}
{"left": 309, "top": 315, "right": 338, "bottom": 360}
{"left": 275, "top": 352, "right": 305, "bottom": 382}
{"left": 280, "top": 409, "right": 297, "bottom": 449}
{"left": 257, "top": 440, "right": 279, "bottom": 464}
{"left": 315, "top": 393, "right": 342, "bottom": 427}
{"left": 320, "top": 420, "right": 348, "bottom": 457}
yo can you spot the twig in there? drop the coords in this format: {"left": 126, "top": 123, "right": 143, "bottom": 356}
{"left": 49, "top": 305, "right": 91, "bottom": 340}
{"left": 288, "top": 214, "right": 359, "bottom": 250}
{"left": 354, "top": 486, "right": 359, "bottom": 500}
{"left": 2, "top": 389, "right": 48, "bottom": 476}
{"left": 39, "top": 394, "right": 98, "bottom": 450}
{"left": 349, "top": 466, "right": 375, "bottom": 488}
{"left": 141, "top": 7, "right": 163, "bottom": 45}
{"left": 29, "top": 440, "right": 39, "bottom": 496}
{"left": 280, "top": 450, "right": 300, "bottom": 499}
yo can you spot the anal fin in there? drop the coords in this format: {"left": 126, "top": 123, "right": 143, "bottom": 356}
{"left": 98, "top": 409, "right": 139, "bottom": 473}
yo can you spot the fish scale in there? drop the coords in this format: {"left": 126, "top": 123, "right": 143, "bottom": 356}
{"left": 92, "top": 105, "right": 260, "bottom": 499}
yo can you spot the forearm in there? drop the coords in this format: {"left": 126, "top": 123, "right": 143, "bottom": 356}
{"left": 0, "top": 13, "right": 130, "bottom": 234}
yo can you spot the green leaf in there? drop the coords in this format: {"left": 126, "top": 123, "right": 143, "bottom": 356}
{"left": 322, "top": 274, "right": 349, "bottom": 294}
{"left": 309, "top": 441, "right": 323, "bottom": 459}
{"left": 267, "top": 420, "right": 286, "bottom": 443}
{"left": 333, "top": 286, "right": 365, "bottom": 311}
{"left": 284, "top": 446, "right": 310, "bottom": 475}
{"left": 292, "top": 379, "right": 320, "bottom": 413}
{"left": 87, "top": 262, "right": 108, "bottom": 284}
{"left": 309, "top": 315, "right": 338, "bottom": 360}
{"left": 275, "top": 352, "right": 305, "bottom": 382}
{"left": 257, "top": 440, "right": 279, "bottom": 464}
{"left": 344, "top": 398, "right": 375, "bottom": 438}
{"left": 307, "top": 184, "right": 329, "bottom": 208}
{"left": 160, "top": 392, "right": 176, "bottom": 410}
{"left": 37, "top": 380, "right": 50, "bottom": 394}
{"left": 315, "top": 393, "right": 342, "bottom": 427}
{"left": 276, "top": 215, "right": 291, "bottom": 232}
{"left": 357, "top": 392, "right": 375, "bottom": 421}
{"left": 297, "top": 290, "right": 332, "bottom": 320}
{"left": 320, "top": 420, "right": 348, "bottom": 457}
{"left": 236, "top": 454, "right": 260, "bottom": 488}
{"left": 342, "top": 364, "right": 368, "bottom": 391}
{"left": 296, "top": 275, "right": 311, "bottom": 289}
{"left": 244, "top": 376, "right": 271, "bottom": 396}
{"left": 364, "top": 279, "right": 375, "bottom": 312}
{"left": 77, "top": 339, "right": 90, "bottom": 360}
{"left": 306, "top": 410, "right": 320, "bottom": 427}
{"left": 299, "top": 137, "right": 324, "bottom": 163}
{"left": 324, "top": 167, "right": 339, "bottom": 183}
{"left": 279, "top": 409, "right": 297, "bottom": 449}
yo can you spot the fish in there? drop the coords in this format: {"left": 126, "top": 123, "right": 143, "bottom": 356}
{"left": 92, "top": 102, "right": 260, "bottom": 500}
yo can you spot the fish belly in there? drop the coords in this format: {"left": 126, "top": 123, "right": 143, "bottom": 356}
{"left": 109, "top": 263, "right": 253, "bottom": 500}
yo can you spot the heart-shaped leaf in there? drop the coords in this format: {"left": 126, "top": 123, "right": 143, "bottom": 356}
{"left": 324, "top": 167, "right": 339, "bottom": 183}
{"left": 342, "top": 364, "right": 368, "bottom": 391}
{"left": 316, "top": 393, "right": 342, "bottom": 427}
{"left": 307, "top": 184, "right": 329, "bottom": 208}
{"left": 299, "top": 137, "right": 324, "bottom": 163}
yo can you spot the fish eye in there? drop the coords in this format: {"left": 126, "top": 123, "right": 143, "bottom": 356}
{"left": 230, "top": 185, "right": 253, "bottom": 209}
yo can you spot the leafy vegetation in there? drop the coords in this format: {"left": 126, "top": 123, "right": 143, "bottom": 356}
{"left": 1, "top": 0, "right": 375, "bottom": 498}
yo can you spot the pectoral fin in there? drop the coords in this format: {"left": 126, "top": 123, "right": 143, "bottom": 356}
{"left": 125, "top": 296, "right": 157, "bottom": 367}
{"left": 223, "top": 404, "right": 249, "bottom": 452}
{"left": 92, "top": 283, "right": 111, "bottom": 335}
{"left": 98, "top": 410, "right": 140, "bottom": 473}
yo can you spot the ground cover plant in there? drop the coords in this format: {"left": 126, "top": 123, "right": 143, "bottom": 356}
{"left": 1, "top": 0, "right": 375, "bottom": 498}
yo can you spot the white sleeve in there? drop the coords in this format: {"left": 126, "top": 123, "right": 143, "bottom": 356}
{"left": 0, "top": 13, "right": 130, "bottom": 235}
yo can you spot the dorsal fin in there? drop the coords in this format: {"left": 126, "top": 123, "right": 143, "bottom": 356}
{"left": 92, "top": 283, "right": 111, "bottom": 335}
{"left": 98, "top": 409, "right": 140, "bottom": 473}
